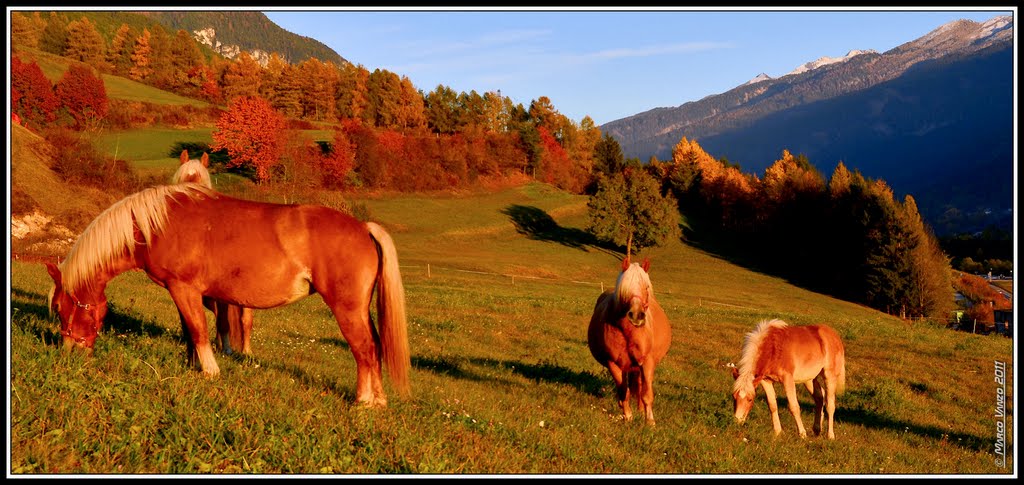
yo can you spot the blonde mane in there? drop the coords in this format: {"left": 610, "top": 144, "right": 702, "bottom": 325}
{"left": 56, "top": 184, "right": 214, "bottom": 295}
{"left": 614, "top": 262, "right": 652, "bottom": 308}
{"left": 733, "top": 319, "right": 789, "bottom": 393}
{"left": 171, "top": 159, "right": 213, "bottom": 188}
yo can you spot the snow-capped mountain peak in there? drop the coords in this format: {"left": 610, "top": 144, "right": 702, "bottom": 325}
{"left": 786, "top": 49, "right": 877, "bottom": 77}
{"left": 744, "top": 73, "right": 772, "bottom": 86}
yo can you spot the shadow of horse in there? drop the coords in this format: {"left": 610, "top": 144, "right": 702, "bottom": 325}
{"left": 411, "top": 354, "right": 607, "bottom": 397}
{"left": 501, "top": 204, "right": 619, "bottom": 256}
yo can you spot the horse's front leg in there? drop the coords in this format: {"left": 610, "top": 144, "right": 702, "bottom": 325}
{"left": 607, "top": 362, "right": 633, "bottom": 421}
{"left": 782, "top": 377, "right": 807, "bottom": 438}
{"left": 639, "top": 362, "right": 656, "bottom": 426}
{"left": 760, "top": 380, "right": 783, "bottom": 436}
{"left": 168, "top": 284, "right": 220, "bottom": 376}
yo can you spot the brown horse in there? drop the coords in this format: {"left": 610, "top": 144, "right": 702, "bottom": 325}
{"left": 587, "top": 257, "right": 672, "bottom": 425}
{"left": 731, "top": 319, "right": 846, "bottom": 439}
{"left": 46, "top": 183, "right": 410, "bottom": 406}
{"left": 172, "top": 150, "right": 254, "bottom": 356}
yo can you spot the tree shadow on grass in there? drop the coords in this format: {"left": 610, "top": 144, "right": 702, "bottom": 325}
{"left": 501, "top": 204, "right": 620, "bottom": 257}
{"left": 411, "top": 354, "right": 607, "bottom": 397}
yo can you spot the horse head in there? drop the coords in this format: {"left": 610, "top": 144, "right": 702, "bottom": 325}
{"left": 45, "top": 263, "right": 108, "bottom": 352}
{"left": 174, "top": 150, "right": 212, "bottom": 187}
{"left": 617, "top": 257, "right": 652, "bottom": 328}
{"left": 730, "top": 364, "right": 759, "bottom": 424}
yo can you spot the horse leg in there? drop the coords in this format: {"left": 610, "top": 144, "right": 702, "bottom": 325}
{"left": 782, "top": 377, "right": 807, "bottom": 438}
{"left": 239, "top": 307, "right": 254, "bottom": 355}
{"left": 808, "top": 379, "right": 824, "bottom": 437}
{"left": 639, "top": 363, "right": 656, "bottom": 426}
{"left": 607, "top": 362, "right": 632, "bottom": 421}
{"left": 825, "top": 372, "right": 838, "bottom": 440}
{"left": 327, "top": 302, "right": 385, "bottom": 407}
{"left": 210, "top": 299, "right": 233, "bottom": 355}
{"left": 760, "top": 381, "right": 783, "bottom": 435}
{"left": 168, "top": 285, "right": 220, "bottom": 376}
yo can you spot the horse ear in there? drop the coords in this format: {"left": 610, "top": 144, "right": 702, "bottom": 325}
{"left": 45, "top": 262, "right": 62, "bottom": 285}
{"left": 641, "top": 258, "right": 651, "bottom": 273}
{"left": 200, "top": 152, "right": 209, "bottom": 167}
{"left": 731, "top": 366, "right": 740, "bottom": 380}
{"left": 621, "top": 256, "right": 630, "bottom": 271}
{"left": 180, "top": 150, "right": 189, "bottom": 165}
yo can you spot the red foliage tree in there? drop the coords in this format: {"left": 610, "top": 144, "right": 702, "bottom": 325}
{"left": 320, "top": 129, "right": 356, "bottom": 189}
{"left": 537, "top": 126, "right": 578, "bottom": 192}
{"left": 211, "top": 96, "right": 287, "bottom": 183}
{"left": 11, "top": 56, "right": 58, "bottom": 129}
{"left": 54, "top": 64, "right": 108, "bottom": 130}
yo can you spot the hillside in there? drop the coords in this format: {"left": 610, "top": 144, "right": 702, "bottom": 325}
{"left": 10, "top": 178, "right": 1014, "bottom": 474}
{"left": 141, "top": 11, "right": 346, "bottom": 66}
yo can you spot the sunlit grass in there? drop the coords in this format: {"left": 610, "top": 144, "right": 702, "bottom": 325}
{"left": 9, "top": 183, "right": 1014, "bottom": 475}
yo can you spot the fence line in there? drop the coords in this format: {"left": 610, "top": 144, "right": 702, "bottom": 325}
{"left": 399, "top": 263, "right": 606, "bottom": 292}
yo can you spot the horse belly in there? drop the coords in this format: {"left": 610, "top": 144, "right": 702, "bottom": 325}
{"left": 207, "top": 265, "right": 314, "bottom": 309}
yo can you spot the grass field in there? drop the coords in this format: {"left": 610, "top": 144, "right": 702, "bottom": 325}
{"left": 9, "top": 182, "right": 1015, "bottom": 476}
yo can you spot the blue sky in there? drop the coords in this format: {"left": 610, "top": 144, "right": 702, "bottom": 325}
{"left": 266, "top": 8, "right": 1012, "bottom": 126}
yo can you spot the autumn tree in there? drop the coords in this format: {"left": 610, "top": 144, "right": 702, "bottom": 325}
{"left": 39, "top": 11, "right": 68, "bottom": 56}
{"left": 587, "top": 169, "right": 680, "bottom": 258}
{"left": 54, "top": 64, "right": 108, "bottom": 131}
{"left": 107, "top": 24, "right": 137, "bottom": 77}
{"left": 211, "top": 96, "right": 287, "bottom": 183}
{"left": 336, "top": 62, "right": 370, "bottom": 120}
{"left": 297, "top": 58, "right": 339, "bottom": 122}
{"left": 10, "top": 11, "right": 43, "bottom": 49}
{"left": 129, "top": 28, "right": 153, "bottom": 81}
{"left": 320, "top": 129, "right": 357, "bottom": 189}
{"left": 901, "top": 195, "right": 955, "bottom": 319}
{"left": 365, "top": 68, "right": 403, "bottom": 129}
{"left": 64, "top": 16, "right": 109, "bottom": 71}
{"left": 221, "top": 51, "right": 263, "bottom": 101}
{"left": 11, "top": 56, "right": 59, "bottom": 129}
{"left": 169, "top": 29, "right": 205, "bottom": 90}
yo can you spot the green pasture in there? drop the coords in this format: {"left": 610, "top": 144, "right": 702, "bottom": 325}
{"left": 9, "top": 182, "right": 1014, "bottom": 475}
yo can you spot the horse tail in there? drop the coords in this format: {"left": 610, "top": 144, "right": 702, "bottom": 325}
{"left": 367, "top": 222, "right": 411, "bottom": 398}
{"left": 832, "top": 328, "right": 847, "bottom": 395}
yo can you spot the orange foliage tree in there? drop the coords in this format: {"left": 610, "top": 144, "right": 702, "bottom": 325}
{"left": 212, "top": 96, "right": 287, "bottom": 183}
{"left": 11, "top": 56, "right": 58, "bottom": 129}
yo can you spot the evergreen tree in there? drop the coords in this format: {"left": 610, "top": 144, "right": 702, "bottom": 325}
{"left": 39, "top": 11, "right": 68, "bottom": 56}
{"left": 64, "top": 17, "right": 109, "bottom": 71}
{"left": 587, "top": 169, "right": 680, "bottom": 258}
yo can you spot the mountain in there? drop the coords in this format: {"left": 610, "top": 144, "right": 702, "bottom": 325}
{"left": 140, "top": 11, "right": 346, "bottom": 66}
{"left": 600, "top": 15, "right": 1013, "bottom": 235}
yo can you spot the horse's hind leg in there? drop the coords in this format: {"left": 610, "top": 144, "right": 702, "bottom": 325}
{"left": 808, "top": 379, "right": 824, "bottom": 436}
{"left": 239, "top": 307, "right": 254, "bottom": 355}
{"left": 825, "top": 372, "right": 838, "bottom": 440}
{"left": 327, "top": 302, "right": 385, "bottom": 407}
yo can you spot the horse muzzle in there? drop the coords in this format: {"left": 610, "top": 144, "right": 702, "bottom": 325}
{"left": 61, "top": 330, "right": 96, "bottom": 354}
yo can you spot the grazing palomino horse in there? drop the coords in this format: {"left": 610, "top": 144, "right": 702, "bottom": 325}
{"left": 731, "top": 319, "right": 846, "bottom": 439}
{"left": 588, "top": 257, "right": 672, "bottom": 425}
{"left": 46, "top": 184, "right": 410, "bottom": 406}
{"left": 171, "top": 150, "right": 254, "bottom": 356}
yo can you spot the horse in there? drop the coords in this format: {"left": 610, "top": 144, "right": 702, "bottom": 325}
{"left": 46, "top": 183, "right": 410, "bottom": 406}
{"left": 730, "top": 319, "right": 846, "bottom": 439}
{"left": 171, "top": 150, "right": 254, "bottom": 356}
{"left": 587, "top": 257, "right": 672, "bottom": 425}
